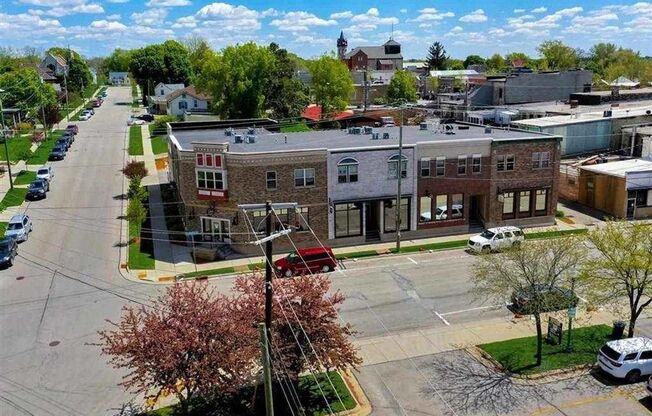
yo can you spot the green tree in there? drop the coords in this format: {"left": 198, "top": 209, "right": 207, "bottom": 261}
{"left": 447, "top": 59, "right": 465, "bottom": 70}
{"left": 47, "top": 48, "right": 92, "bottom": 93}
{"left": 426, "top": 41, "right": 448, "bottom": 70}
{"left": 589, "top": 43, "right": 619, "bottom": 75}
{"left": 537, "top": 40, "right": 580, "bottom": 70}
{"left": 266, "top": 43, "right": 309, "bottom": 119}
{"left": 127, "top": 198, "right": 147, "bottom": 233}
{"left": 0, "top": 67, "right": 57, "bottom": 116}
{"left": 387, "top": 70, "right": 417, "bottom": 102}
{"left": 463, "top": 55, "right": 485, "bottom": 68}
{"left": 183, "top": 36, "right": 214, "bottom": 78}
{"left": 104, "top": 48, "right": 133, "bottom": 73}
{"left": 486, "top": 53, "right": 507, "bottom": 73}
{"left": 130, "top": 40, "right": 192, "bottom": 103}
{"left": 196, "top": 42, "right": 275, "bottom": 119}
{"left": 506, "top": 52, "right": 534, "bottom": 68}
{"left": 306, "top": 55, "right": 353, "bottom": 116}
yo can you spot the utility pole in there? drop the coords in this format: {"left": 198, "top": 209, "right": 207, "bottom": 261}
{"left": 395, "top": 104, "right": 404, "bottom": 252}
{"left": 363, "top": 68, "right": 369, "bottom": 112}
{"left": 259, "top": 323, "right": 275, "bottom": 416}
{"left": 264, "top": 200, "right": 273, "bottom": 341}
{"left": 0, "top": 89, "right": 13, "bottom": 190}
{"left": 64, "top": 45, "right": 71, "bottom": 122}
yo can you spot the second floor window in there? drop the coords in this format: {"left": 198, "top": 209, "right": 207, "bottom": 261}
{"left": 420, "top": 158, "right": 430, "bottom": 177}
{"left": 472, "top": 154, "right": 481, "bottom": 173}
{"left": 436, "top": 157, "right": 445, "bottom": 176}
{"left": 294, "top": 168, "right": 315, "bottom": 187}
{"left": 457, "top": 155, "right": 467, "bottom": 175}
{"left": 266, "top": 171, "right": 277, "bottom": 190}
{"left": 196, "top": 170, "right": 224, "bottom": 190}
{"left": 532, "top": 151, "right": 550, "bottom": 169}
{"left": 388, "top": 154, "right": 408, "bottom": 179}
{"left": 179, "top": 101, "right": 188, "bottom": 110}
{"left": 497, "top": 154, "right": 515, "bottom": 171}
{"left": 337, "top": 158, "right": 359, "bottom": 183}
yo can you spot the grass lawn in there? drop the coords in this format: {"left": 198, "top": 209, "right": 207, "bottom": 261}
{"left": 129, "top": 126, "right": 144, "bottom": 156}
{"left": 0, "top": 188, "right": 28, "bottom": 212}
{"left": 0, "top": 222, "right": 6, "bottom": 235}
{"left": 147, "top": 371, "right": 356, "bottom": 416}
{"left": 150, "top": 136, "right": 168, "bottom": 155}
{"left": 128, "top": 220, "right": 155, "bottom": 270}
{"left": 479, "top": 324, "right": 611, "bottom": 375}
{"left": 27, "top": 130, "right": 64, "bottom": 165}
{"left": 280, "top": 122, "right": 312, "bottom": 133}
{"left": 1, "top": 135, "right": 33, "bottom": 163}
{"left": 13, "top": 170, "right": 36, "bottom": 185}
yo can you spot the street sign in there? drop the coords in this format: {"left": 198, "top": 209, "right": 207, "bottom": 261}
{"left": 547, "top": 317, "right": 563, "bottom": 345}
{"left": 567, "top": 306, "right": 577, "bottom": 318}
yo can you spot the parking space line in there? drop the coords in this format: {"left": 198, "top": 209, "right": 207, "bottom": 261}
{"left": 407, "top": 257, "right": 418, "bottom": 265}
{"left": 434, "top": 311, "right": 450, "bottom": 326}
{"left": 440, "top": 305, "right": 502, "bottom": 316}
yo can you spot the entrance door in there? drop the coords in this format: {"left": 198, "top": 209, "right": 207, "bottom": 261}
{"left": 365, "top": 201, "right": 380, "bottom": 241}
{"left": 627, "top": 198, "right": 636, "bottom": 219}
{"left": 201, "top": 217, "right": 231, "bottom": 242}
{"left": 469, "top": 195, "right": 484, "bottom": 229}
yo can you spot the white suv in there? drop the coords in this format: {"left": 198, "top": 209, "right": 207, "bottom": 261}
{"left": 36, "top": 166, "right": 54, "bottom": 182}
{"left": 467, "top": 226, "right": 525, "bottom": 253}
{"left": 598, "top": 337, "right": 652, "bottom": 382}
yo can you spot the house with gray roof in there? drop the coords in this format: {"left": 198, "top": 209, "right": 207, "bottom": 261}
{"left": 339, "top": 33, "right": 403, "bottom": 71}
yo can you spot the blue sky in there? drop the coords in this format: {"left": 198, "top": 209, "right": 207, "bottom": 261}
{"left": 1, "top": 0, "right": 652, "bottom": 59}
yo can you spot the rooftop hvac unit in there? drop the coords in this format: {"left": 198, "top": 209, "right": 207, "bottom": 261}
{"left": 484, "top": 127, "right": 492, "bottom": 134}
{"left": 363, "top": 126, "right": 373, "bottom": 134}
{"left": 247, "top": 127, "right": 256, "bottom": 135}
{"left": 458, "top": 125, "right": 470, "bottom": 130}
{"left": 603, "top": 110, "right": 613, "bottom": 118}
{"left": 371, "top": 132, "right": 380, "bottom": 140}
{"left": 420, "top": 122, "right": 428, "bottom": 130}
{"left": 245, "top": 135, "right": 256, "bottom": 144}
{"left": 348, "top": 127, "right": 354, "bottom": 134}
{"left": 234, "top": 135, "right": 243, "bottom": 143}
{"left": 382, "top": 132, "right": 390, "bottom": 140}
{"left": 351, "top": 127, "right": 362, "bottom": 135}
{"left": 224, "top": 128, "right": 234, "bottom": 136}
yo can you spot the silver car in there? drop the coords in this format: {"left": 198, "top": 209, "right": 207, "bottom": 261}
{"left": 4, "top": 214, "right": 33, "bottom": 242}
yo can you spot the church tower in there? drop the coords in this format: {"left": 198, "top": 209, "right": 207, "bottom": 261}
{"left": 337, "top": 31, "right": 348, "bottom": 60}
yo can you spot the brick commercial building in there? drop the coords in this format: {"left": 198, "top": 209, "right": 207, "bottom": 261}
{"left": 167, "top": 120, "right": 561, "bottom": 255}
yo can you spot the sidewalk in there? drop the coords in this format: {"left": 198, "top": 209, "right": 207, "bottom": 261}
{"left": 354, "top": 309, "right": 616, "bottom": 366}
{"left": 0, "top": 160, "right": 28, "bottom": 221}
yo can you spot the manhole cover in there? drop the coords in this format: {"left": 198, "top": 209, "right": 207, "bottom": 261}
{"left": 16, "top": 276, "right": 25, "bottom": 281}
{"left": 49, "top": 341, "right": 60, "bottom": 347}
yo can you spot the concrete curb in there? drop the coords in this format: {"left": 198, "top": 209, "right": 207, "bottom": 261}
{"left": 338, "top": 369, "right": 372, "bottom": 416}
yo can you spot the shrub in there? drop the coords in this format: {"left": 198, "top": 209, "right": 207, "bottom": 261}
{"left": 122, "top": 160, "right": 148, "bottom": 179}
{"left": 17, "top": 122, "right": 32, "bottom": 133}
{"left": 373, "top": 97, "right": 387, "bottom": 105}
{"left": 127, "top": 178, "right": 148, "bottom": 202}
{"left": 555, "top": 210, "right": 565, "bottom": 218}
{"left": 152, "top": 115, "right": 177, "bottom": 131}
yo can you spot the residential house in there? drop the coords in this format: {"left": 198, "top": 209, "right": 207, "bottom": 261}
{"left": 167, "top": 120, "right": 560, "bottom": 255}
{"left": 155, "top": 86, "right": 210, "bottom": 116}
{"left": 108, "top": 72, "right": 129, "bottom": 85}
{"left": 38, "top": 53, "right": 67, "bottom": 92}
{"left": 578, "top": 159, "right": 652, "bottom": 219}
{"left": 153, "top": 82, "right": 185, "bottom": 98}
{"left": 338, "top": 31, "right": 403, "bottom": 71}
{"left": 149, "top": 83, "right": 186, "bottom": 113}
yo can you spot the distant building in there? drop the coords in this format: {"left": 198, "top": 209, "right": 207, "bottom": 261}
{"left": 150, "top": 85, "right": 211, "bottom": 116}
{"left": 38, "top": 53, "right": 67, "bottom": 92}
{"left": 338, "top": 31, "right": 403, "bottom": 71}
{"left": 109, "top": 72, "right": 129, "bottom": 85}
{"left": 153, "top": 82, "right": 185, "bottom": 98}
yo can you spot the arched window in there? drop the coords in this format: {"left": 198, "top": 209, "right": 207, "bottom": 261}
{"left": 337, "top": 157, "right": 359, "bottom": 183}
{"left": 387, "top": 154, "right": 408, "bottom": 179}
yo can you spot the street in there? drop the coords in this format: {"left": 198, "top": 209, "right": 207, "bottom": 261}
{"left": 0, "top": 88, "right": 650, "bottom": 415}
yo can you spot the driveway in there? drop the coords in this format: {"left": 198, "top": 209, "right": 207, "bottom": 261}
{"left": 0, "top": 87, "right": 162, "bottom": 416}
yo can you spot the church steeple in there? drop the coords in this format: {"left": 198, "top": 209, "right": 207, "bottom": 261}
{"left": 337, "top": 31, "right": 347, "bottom": 60}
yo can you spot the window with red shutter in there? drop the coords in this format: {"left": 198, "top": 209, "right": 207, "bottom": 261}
{"left": 196, "top": 153, "right": 204, "bottom": 166}
{"left": 214, "top": 154, "right": 222, "bottom": 168}
{"left": 205, "top": 154, "right": 213, "bottom": 167}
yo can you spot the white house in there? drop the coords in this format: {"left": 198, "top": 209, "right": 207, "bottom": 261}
{"left": 164, "top": 86, "right": 211, "bottom": 116}
{"left": 153, "top": 82, "right": 185, "bottom": 97}
{"left": 109, "top": 72, "right": 129, "bottom": 85}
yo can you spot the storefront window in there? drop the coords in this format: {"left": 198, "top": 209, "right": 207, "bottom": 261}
{"left": 503, "top": 192, "right": 515, "bottom": 214}
{"left": 419, "top": 196, "right": 432, "bottom": 222}
{"left": 335, "top": 203, "right": 362, "bottom": 238}
{"left": 434, "top": 195, "right": 448, "bottom": 221}
{"left": 535, "top": 189, "right": 547, "bottom": 211}
{"left": 384, "top": 198, "right": 410, "bottom": 232}
{"left": 451, "top": 194, "right": 464, "bottom": 218}
{"left": 519, "top": 191, "right": 531, "bottom": 214}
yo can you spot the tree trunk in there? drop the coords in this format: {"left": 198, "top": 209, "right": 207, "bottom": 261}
{"left": 535, "top": 313, "right": 543, "bottom": 367}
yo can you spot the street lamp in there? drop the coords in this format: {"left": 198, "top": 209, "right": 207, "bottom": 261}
{"left": 0, "top": 88, "right": 13, "bottom": 190}
{"left": 392, "top": 98, "right": 408, "bottom": 252}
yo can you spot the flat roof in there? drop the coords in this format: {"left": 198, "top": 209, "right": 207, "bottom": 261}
{"left": 573, "top": 87, "right": 652, "bottom": 97}
{"left": 170, "top": 123, "right": 556, "bottom": 153}
{"left": 513, "top": 106, "right": 652, "bottom": 128}
{"left": 579, "top": 159, "right": 652, "bottom": 177}
{"left": 507, "top": 99, "right": 652, "bottom": 115}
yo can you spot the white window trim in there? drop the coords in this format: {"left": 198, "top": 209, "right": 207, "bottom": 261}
{"left": 388, "top": 154, "right": 408, "bottom": 179}
{"left": 266, "top": 170, "right": 277, "bottom": 190}
{"left": 457, "top": 155, "right": 467, "bottom": 175}
{"left": 195, "top": 168, "right": 227, "bottom": 190}
{"left": 337, "top": 158, "right": 359, "bottom": 183}
{"left": 472, "top": 154, "right": 482, "bottom": 174}
{"left": 420, "top": 158, "right": 431, "bottom": 177}
{"left": 200, "top": 216, "right": 231, "bottom": 242}
{"left": 294, "top": 168, "right": 316, "bottom": 188}
{"left": 435, "top": 156, "right": 446, "bottom": 177}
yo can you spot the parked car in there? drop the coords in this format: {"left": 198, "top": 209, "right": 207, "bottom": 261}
{"left": 49, "top": 146, "right": 66, "bottom": 161}
{"left": 27, "top": 179, "right": 49, "bottom": 200}
{"left": 92, "top": 99, "right": 101, "bottom": 108}
{"left": 4, "top": 214, "right": 32, "bottom": 242}
{"left": 79, "top": 111, "right": 92, "bottom": 121}
{"left": 0, "top": 238, "right": 18, "bottom": 267}
{"left": 510, "top": 284, "right": 578, "bottom": 315}
{"left": 598, "top": 337, "right": 652, "bottom": 382}
{"left": 274, "top": 247, "right": 337, "bottom": 277}
{"left": 85, "top": 107, "right": 95, "bottom": 115}
{"left": 66, "top": 124, "right": 78, "bottom": 135}
{"left": 36, "top": 166, "right": 54, "bottom": 182}
{"left": 467, "top": 226, "right": 525, "bottom": 253}
{"left": 381, "top": 116, "right": 395, "bottom": 127}
{"left": 137, "top": 114, "right": 155, "bottom": 122}
{"left": 56, "top": 138, "right": 71, "bottom": 150}
{"left": 423, "top": 204, "right": 463, "bottom": 221}
{"left": 127, "top": 117, "right": 145, "bottom": 126}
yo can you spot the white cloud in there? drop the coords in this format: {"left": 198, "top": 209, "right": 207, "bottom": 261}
{"left": 270, "top": 11, "right": 337, "bottom": 31}
{"left": 418, "top": 23, "right": 432, "bottom": 28}
{"left": 400, "top": 8, "right": 407, "bottom": 14}
{"left": 45, "top": 3, "right": 104, "bottom": 17}
{"left": 292, "top": 35, "right": 332, "bottom": 46}
{"left": 106, "top": 0, "right": 129, "bottom": 3}
{"left": 459, "top": 9, "right": 487, "bottom": 23}
{"left": 450, "top": 25, "right": 464, "bottom": 33}
{"left": 330, "top": 11, "right": 352, "bottom": 19}
{"left": 531, "top": 7, "right": 548, "bottom": 13}
{"left": 146, "top": 0, "right": 191, "bottom": 6}
{"left": 172, "top": 15, "right": 197, "bottom": 28}
{"left": 350, "top": 8, "right": 399, "bottom": 26}
{"left": 513, "top": 9, "right": 525, "bottom": 14}
{"left": 106, "top": 13, "right": 121, "bottom": 20}
{"left": 410, "top": 7, "right": 454, "bottom": 22}
{"left": 0, "top": 12, "right": 65, "bottom": 40}
{"left": 196, "top": 2, "right": 258, "bottom": 19}
{"left": 194, "top": 3, "right": 273, "bottom": 34}
{"left": 131, "top": 8, "right": 168, "bottom": 26}
{"left": 90, "top": 19, "right": 127, "bottom": 31}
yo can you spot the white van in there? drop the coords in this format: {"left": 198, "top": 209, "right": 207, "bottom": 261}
{"left": 598, "top": 337, "right": 652, "bottom": 382}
